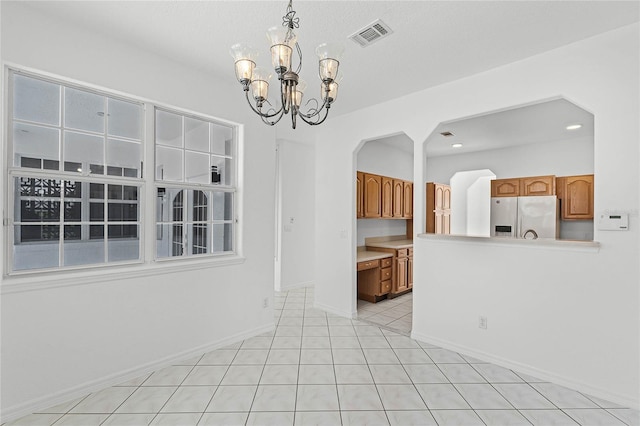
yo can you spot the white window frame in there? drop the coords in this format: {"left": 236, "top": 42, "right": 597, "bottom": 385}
{"left": 2, "top": 66, "right": 243, "bottom": 284}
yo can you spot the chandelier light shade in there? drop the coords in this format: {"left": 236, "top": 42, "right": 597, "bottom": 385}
{"left": 230, "top": 0, "right": 343, "bottom": 129}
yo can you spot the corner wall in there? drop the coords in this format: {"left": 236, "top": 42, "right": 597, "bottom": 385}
{"left": 1, "top": 3, "right": 277, "bottom": 419}
{"left": 314, "top": 24, "right": 639, "bottom": 407}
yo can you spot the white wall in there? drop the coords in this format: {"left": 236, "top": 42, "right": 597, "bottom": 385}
{"left": 314, "top": 24, "right": 639, "bottom": 408}
{"left": 275, "top": 139, "right": 315, "bottom": 291}
{"left": 426, "top": 136, "right": 593, "bottom": 184}
{"left": 1, "top": 3, "right": 277, "bottom": 420}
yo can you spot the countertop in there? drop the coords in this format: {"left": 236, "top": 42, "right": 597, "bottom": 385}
{"left": 357, "top": 251, "right": 394, "bottom": 263}
{"left": 365, "top": 239, "right": 414, "bottom": 249}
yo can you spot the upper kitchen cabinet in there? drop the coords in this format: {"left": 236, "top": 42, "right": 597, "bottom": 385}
{"left": 520, "top": 175, "right": 555, "bottom": 196}
{"left": 426, "top": 182, "right": 450, "bottom": 234}
{"left": 382, "top": 177, "right": 393, "bottom": 218}
{"left": 392, "top": 179, "right": 404, "bottom": 218}
{"left": 364, "top": 173, "right": 382, "bottom": 218}
{"left": 356, "top": 172, "right": 364, "bottom": 218}
{"left": 403, "top": 181, "right": 413, "bottom": 219}
{"left": 491, "top": 178, "right": 520, "bottom": 197}
{"left": 557, "top": 174, "right": 594, "bottom": 220}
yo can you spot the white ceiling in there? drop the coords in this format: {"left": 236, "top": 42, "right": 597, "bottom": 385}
{"left": 425, "top": 98, "right": 594, "bottom": 157}
{"left": 19, "top": 1, "right": 639, "bottom": 117}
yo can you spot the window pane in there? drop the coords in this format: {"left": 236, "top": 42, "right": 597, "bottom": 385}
{"left": 190, "top": 224, "right": 208, "bottom": 255}
{"left": 64, "top": 202, "right": 81, "bottom": 221}
{"left": 185, "top": 151, "right": 209, "bottom": 184}
{"left": 64, "top": 237, "right": 105, "bottom": 267}
{"left": 64, "top": 131, "right": 104, "bottom": 170}
{"left": 108, "top": 185, "right": 123, "bottom": 200}
{"left": 90, "top": 183, "right": 104, "bottom": 199}
{"left": 156, "top": 109, "right": 182, "bottom": 147}
{"left": 90, "top": 224, "right": 104, "bottom": 239}
{"left": 64, "top": 224, "right": 81, "bottom": 240}
{"left": 108, "top": 98, "right": 142, "bottom": 140}
{"left": 20, "top": 200, "right": 60, "bottom": 222}
{"left": 212, "top": 192, "right": 233, "bottom": 221}
{"left": 13, "top": 226, "right": 60, "bottom": 271}
{"left": 185, "top": 117, "right": 209, "bottom": 152}
{"left": 64, "top": 161, "right": 82, "bottom": 173}
{"left": 156, "top": 224, "right": 171, "bottom": 258}
{"left": 123, "top": 186, "right": 138, "bottom": 200}
{"left": 43, "top": 159, "right": 60, "bottom": 170}
{"left": 64, "top": 180, "right": 82, "bottom": 198}
{"left": 14, "top": 122, "right": 60, "bottom": 167}
{"left": 192, "top": 190, "right": 208, "bottom": 221}
{"left": 211, "top": 124, "right": 233, "bottom": 156}
{"left": 107, "top": 139, "right": 140, "bottom": 178}
{"left": 13, "top": 74, "right": 60, "bottom": 125}
{"left": 211, "top": 156, "right": 234, "bottom": 186}
{"left": 212, "top": 223, "right": 233, "bottom": 253}
{"left": 108, "top": 225, "right": 139, "bottom": 262}
{"left": 156, "top": 146, "right": 183, "bottom": 181}
{"left": 19, "top": 177, "right": 61, "bottom": 198}
{"left": 90, "top": 164, "right": 104, "bottom": 175}
{"left": 64, "top": 87, "right": 105, "bottom": 133}
{"left": 90, "top": 203, "right": 104, "bottom": 221}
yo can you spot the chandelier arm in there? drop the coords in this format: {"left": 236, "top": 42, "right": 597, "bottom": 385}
{"left": 258, "top": 102, "right": 285, "bottom": 126}
{"left": 298, "top": 98, "right": 329, "bottom": 119}
{"left": 294, "top": 42, "right": 303, "bottom": 75}
{"left": 244, "top": 90, "right": 283, "bottom": 118}
{"left": 297, "top": 106, "right": 330, "bottom": 126}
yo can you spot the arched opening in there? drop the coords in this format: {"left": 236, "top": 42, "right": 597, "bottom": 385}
{"left": 354, "top": 132, "right": 415, "bottom": 334}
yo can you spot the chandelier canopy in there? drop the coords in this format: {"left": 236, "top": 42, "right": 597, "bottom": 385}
{"left": 230, "top": 0, "right": 343, "bottom": 129}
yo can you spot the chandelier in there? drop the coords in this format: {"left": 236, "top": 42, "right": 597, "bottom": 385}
{"left": 230, "top": 0, "right": 343, "bottom": 129}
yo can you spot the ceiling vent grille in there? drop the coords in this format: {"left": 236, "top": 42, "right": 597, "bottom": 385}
{"left": 349, "top": 19, "right": 393, "bottom": 47}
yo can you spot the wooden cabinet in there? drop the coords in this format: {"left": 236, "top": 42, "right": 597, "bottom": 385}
{"left": 426, "top": 182, "right": 451, "bottom": 234}
{"left": 491, "top": 178, "right": 520, "bottom": 197}
{"left": 381, "top": 177, "right": 393, "bottom": 218}
{"left": 403, "top": 182, "right": 413, "bottom": 219}
{"left": 392, "top": 179, "right": 404, "bottom": 218}
{"left": 492, "top": 175, "right": 556, "bottom": 197}
{"left": 357, "top": 257, "right": 393, "bottom": 303}
{"left": 357, "top": 171, "right": 413, "bottom": 220}
{"left": 557, "top": 174, "right": 594, "bottom": 220}
{"left": 520, "top": 175, "right": 555, "bottom": 196}
{"left": 356, "top": 172, "right": 364, "bottom": 218}
{"left": 363, "top": 174, "right": 382, "bottom": 218}
{"left": 366, "top": 246, "right": 413, "bottom": 297}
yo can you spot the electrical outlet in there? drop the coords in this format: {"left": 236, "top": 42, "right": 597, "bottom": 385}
{"left": 263, "top": 297, "right": 269, "bottom": 308}
{"left": 479, "top": 316, "right": 487, "bottom": 329}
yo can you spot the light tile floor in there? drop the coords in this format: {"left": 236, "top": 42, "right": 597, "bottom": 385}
{"left": 5, "top": 287, "right": 639, "bottom": 426}
{"left": 357, "top": 292, "right": 413, "bottom": 335}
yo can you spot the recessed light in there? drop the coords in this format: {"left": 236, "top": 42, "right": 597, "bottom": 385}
{"left": 451, "top": 143, "right": 463, "bottom": 148}
{"left": 77, "top": 168, "right": 83, "bottom": 172}
{"left": 566, "top": 124, "right": 582, "bottom": 130}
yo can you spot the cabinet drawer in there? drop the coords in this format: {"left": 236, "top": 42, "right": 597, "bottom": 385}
{"left": 380, "top": 279, "right": 392, "bottom": 295}
{"left": 380, "top": 267, "right": 392, "bottom": 281}
{"left": 381, "top": 257, "right": 392, "bottom": 268}
{"left": 397, "top": 249, "right": 408, "bottom": 258}
{"left": 357, "top": 259, "right": 379, "bottom": 271}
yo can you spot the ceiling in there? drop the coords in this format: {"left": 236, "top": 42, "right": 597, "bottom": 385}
{"left": 425, "top": 98, "right": 594, "bottom": 157}
{"left": 18, "top": 1, "right": 639, "bottom": 117}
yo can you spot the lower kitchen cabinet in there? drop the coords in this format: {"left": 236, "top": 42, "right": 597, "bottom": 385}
{"left": 357, "top": 257, "right": 393, "bottom": 303}
{"left": 365, "top": 246, "right": 413, "bottom": 298}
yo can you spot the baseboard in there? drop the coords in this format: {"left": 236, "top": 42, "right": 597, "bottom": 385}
{"left": 1, "top": 323, "right": 275, "bottom": 424}
{"left": 279, "top": 280, "right": 314, "bottom": 292}
{"left": 411, "top": 331, "right": 639, "bottom": 410}
{"left": 314, "top": 301, "right": 357, "bottom": 319}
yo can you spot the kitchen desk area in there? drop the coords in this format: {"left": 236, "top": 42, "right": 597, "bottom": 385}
{"left": 357, "top": 236, "right": 413, "bottom": 303}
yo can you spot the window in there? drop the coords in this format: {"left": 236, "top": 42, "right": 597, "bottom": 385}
{"left": 155, "top": 108, "right": 236, "bottom": 258}
{"left": 8, "top": 71, "right": 143, "bottom": 272}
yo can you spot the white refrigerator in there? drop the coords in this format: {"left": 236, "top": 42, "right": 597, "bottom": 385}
{"left": 490, "top": 196, "right": 559, "bottom": 239}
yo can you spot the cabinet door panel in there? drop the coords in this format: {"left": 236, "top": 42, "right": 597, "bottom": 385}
{"left": 356, "top": 172, "right": 364, "bottom": 218}
{"left": 396, "top": 257, "right": 408, "bottom": 292}
{"left": 403, "top": 182, "right": 413, "bottom": 219}
{"left": 407, "top": 257, "right": 413, "bottom": 288}
{"left": 491, "top": 178, "right": 520, "bottom": 197}
{"left": 521, "top": 175, "right": 555, "bottom": 196}
{"left": 364, "top": 174, "right": 382, "bottom": 218}
{"left": 564, "top": 175, "right": 594, "bottom": 219}
{"left": 393, "top": 180, "right": 404, "bottom": 218}
{"left": 382, "top": 177, "right": 393, "bottom": 218}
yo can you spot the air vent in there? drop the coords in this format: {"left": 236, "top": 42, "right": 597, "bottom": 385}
{"left": 440, "top": 131, "right": 455, "bottom": 137}
{"left": 349, "top": 19, "right": 393, "bottom": 47}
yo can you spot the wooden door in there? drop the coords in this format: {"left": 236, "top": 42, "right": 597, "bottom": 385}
{"left": 364, "top": 174, "right": 382, "bottom": 218}
{"left": 403, "top": 182, "right": 413, "bottom": 219}
{"left": 491, "top": 178, "right": 520, "bottom": 197}
{"left": 396, "top": 257, "right": 408, "bottom": 292}
{"left": 356, "top": 172, "right": 364, "bottom": 218}
{"left": 563, "top": 175, "right": 594, "bottom": 219}
{"left": 392, "top": 179, "right": 404, "bottom": 218}
{"left": 381, "top": 177, "right": 393, "bottom": 218}
{"left": 521, "top": 175, "right": 555, "bottom": 196}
